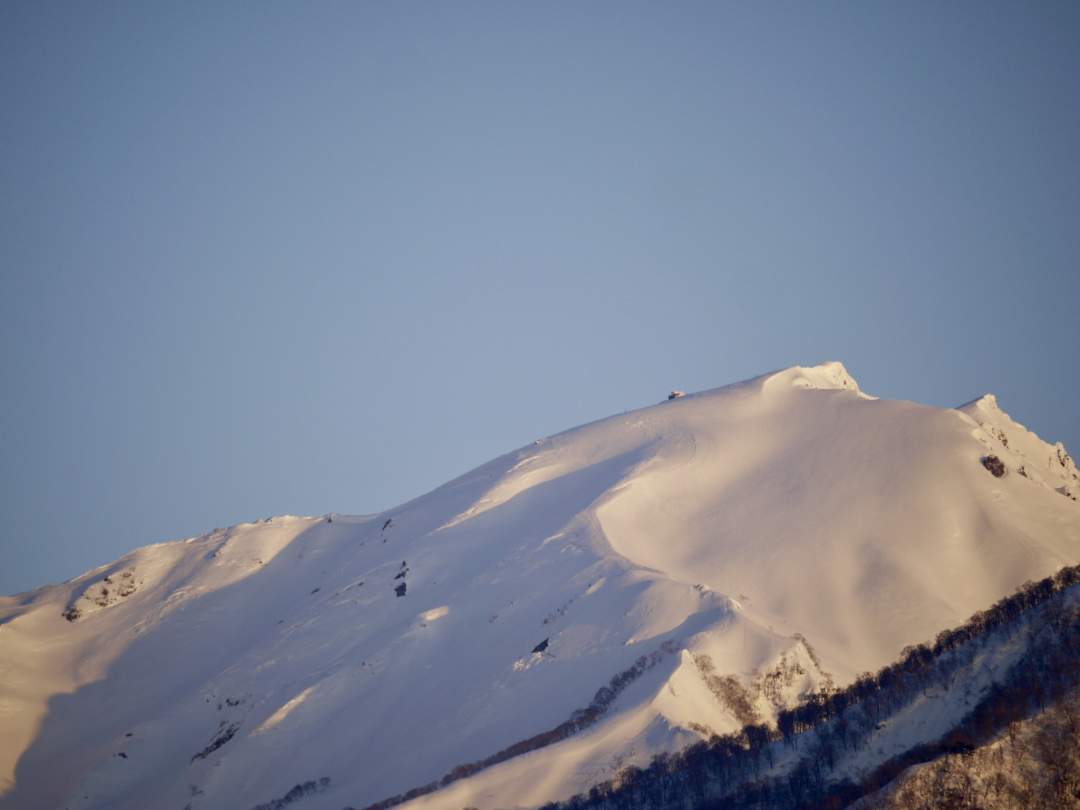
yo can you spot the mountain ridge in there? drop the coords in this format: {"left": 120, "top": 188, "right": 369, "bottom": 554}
{"left": 1, "top": 362, "right": 1077, "bottom": 810}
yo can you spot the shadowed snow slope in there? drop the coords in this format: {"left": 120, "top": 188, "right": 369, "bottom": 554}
{"left": 0, "top": 362, "right": 1077, "bottom": 810}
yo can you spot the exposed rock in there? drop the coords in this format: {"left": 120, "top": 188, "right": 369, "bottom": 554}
{"left": 191, "top": 722, "right": 240, "bottom": 762}
{"left": 982, "top": 455, "right": 1006, "bottom": 477}
{"left": 251, "top": 777, "right": 331, "bottom": 810}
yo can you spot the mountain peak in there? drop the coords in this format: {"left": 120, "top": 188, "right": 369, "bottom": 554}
{"left": 963, "top": 392, "right": 1001, "bottom": 412}
{"left": 2, "top": 362, "right": 1077, "bottom": 810}
{"left": 763, "top": 360, "right": 863, "bottom": 395}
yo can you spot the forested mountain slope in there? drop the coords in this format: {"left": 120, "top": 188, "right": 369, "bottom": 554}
{"left": 541, "top": 565, "right": 1080, "bottom": 810}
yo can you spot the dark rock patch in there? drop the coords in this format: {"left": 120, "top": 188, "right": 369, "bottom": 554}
{"left": 191, "top": 722, "right": 240, "bottom": 762}
{"left": 251, "top": 777, "right": 331, "bottom": 810}
{"left": 981, "top": 455, "right": 1006, "bottom": 477}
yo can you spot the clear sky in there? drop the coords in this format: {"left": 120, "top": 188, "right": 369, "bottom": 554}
{"left": 2, "top": 2, "right": 1078, "bottom": 595}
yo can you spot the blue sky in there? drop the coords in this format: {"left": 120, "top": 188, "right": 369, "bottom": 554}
{"left": 2, "top": 2, "right": 1078, "bottom": 594}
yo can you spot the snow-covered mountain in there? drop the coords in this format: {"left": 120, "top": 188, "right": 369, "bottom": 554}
{"left": 1, "top": 362, "right": 1077, "bottom": 810}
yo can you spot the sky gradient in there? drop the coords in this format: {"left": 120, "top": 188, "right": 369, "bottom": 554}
{"left": 3, "top": 2, "right": 1079, "bottom": 595}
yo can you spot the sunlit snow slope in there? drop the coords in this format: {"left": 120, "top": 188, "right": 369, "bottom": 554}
{"left": 1, "top": 362, "right": 1077, "bottom": 810}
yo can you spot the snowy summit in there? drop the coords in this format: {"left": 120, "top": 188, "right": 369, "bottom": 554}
{"left": 0, "top": 362, "right": 1077, "bottom": 810}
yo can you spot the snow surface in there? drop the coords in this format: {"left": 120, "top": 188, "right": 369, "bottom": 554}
{"left": 0, "top": 362, "right": 1076, "bottom": 810}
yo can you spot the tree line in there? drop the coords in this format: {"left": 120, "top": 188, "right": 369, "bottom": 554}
{"left": 541, "top": 563, "right": 1080, "bottom": 810}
